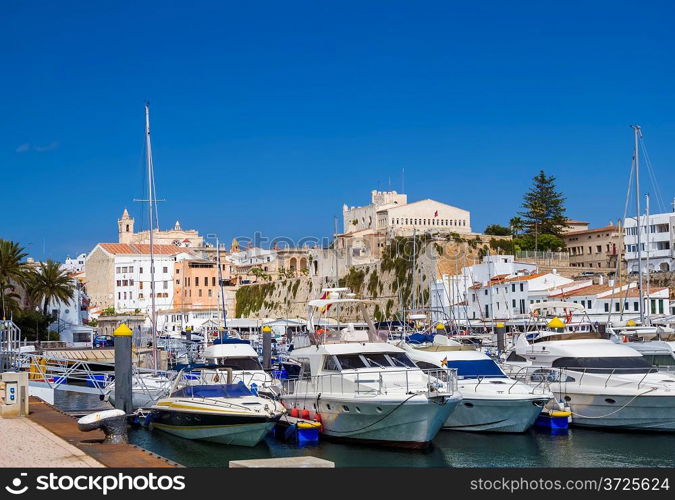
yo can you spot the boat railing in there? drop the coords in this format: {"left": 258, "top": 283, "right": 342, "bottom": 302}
{"left": 16, "top": 352, "right": 174, "bottom": 398}
{"left": 280, "top": 367, "right": 457, "bottom": 399}
{"left": 506, "top": 364, "right": 675, "bottom": 392}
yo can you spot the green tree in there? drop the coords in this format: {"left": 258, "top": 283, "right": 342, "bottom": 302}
{"left": 27, "top": 260, "right": 76, "bottom": 316}
{"left": 0, "top": 239, "right": 30, "bottom": 318}
{"left": 484, "top": 224, "right": 512, "bottom": 236}
{"left": 12, "top": 309, "right": 54, "bottom": 342}
{"left": 518, "top": 170, "right": 568, "bottom": 236}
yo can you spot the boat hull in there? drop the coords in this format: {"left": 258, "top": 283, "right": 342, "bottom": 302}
{"left": 443, "top": 396, "right": 548, "bottom": 433}
{"left": 554, "top": 391, "right": 675, "bottom": 431}
{"left": 283, "top": 394, "right": 460, "bottom": 448}
{"left": 149, "top": 409, "right": 278, "bottom": 446}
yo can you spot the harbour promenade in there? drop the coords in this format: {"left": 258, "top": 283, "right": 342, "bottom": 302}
{"left": 0, "top": 398, "right": 179, "bottom": 468}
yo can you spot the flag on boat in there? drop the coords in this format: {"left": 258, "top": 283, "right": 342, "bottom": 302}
{"left": 434, "top": 210, "right": 438, "bottom": 217}
{"left": 440, "top": 356, "right": 448, "bottom": 367}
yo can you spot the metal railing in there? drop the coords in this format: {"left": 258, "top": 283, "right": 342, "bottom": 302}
{"left": 505, "top": 364, "right": 675, "bottom": 393}
{"left": 280, "top": 367, "right": 457, "bottom": 399}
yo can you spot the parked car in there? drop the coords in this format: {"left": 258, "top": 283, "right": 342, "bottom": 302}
{"left": 93, "top": 335, "right": 114, "bottom": 348}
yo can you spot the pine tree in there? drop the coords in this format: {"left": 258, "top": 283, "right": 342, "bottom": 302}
{"left": 518, "top": 170, "right": 567, "bottom": 237}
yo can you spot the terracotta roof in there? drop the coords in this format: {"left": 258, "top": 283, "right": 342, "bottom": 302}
{"left": 602, "top": 287, "right": 667, "bottom": 299}
{"left": 504, "top": 272, "right": 547, "bottom": 282}
{"left": 565, "top": 219, "right": 589, "bottom": 224}
{"left": 99, "top": 243, "right": 191, "bottom": 255}
{"left": 563, "top": 225, "right": 620, "bottom": 237}
{"left": 549, "top": 284, "right": 613, "bottom": 298}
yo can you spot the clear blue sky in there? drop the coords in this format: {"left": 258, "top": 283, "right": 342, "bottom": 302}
{"left": 2, "top": 1, "right": 675, "bottom": 260}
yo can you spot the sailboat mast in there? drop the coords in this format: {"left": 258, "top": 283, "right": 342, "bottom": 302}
{"left": 145, "top": 103, "right": 158, "bottom": 369}
{"left": 632, "top": 125, "right": 645, "bottom": 324}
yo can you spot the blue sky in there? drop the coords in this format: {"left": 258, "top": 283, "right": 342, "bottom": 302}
{"left": 2, "top": 1, "right": 674, "bottom": 260}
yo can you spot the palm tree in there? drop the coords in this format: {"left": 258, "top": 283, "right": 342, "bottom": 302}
{"left": 28, "top": 260, "right": 76, "bottom": 317}
{"left": 509, "top": 216, "right": 525, "bottom": 236}
{"left": 0, "top": 239, "right": 29, "bottom": 319}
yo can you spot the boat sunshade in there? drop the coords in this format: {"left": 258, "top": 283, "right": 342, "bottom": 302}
{"left": 445, "top": 359, "right": 505, "bottom": 378}
{"left": 171, "top": 383, "right": 254, "bottom": 399}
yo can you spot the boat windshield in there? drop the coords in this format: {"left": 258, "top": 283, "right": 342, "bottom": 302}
{"left": 551, "top": 356, "right": 657, "bottom": 374}
{"left": 171, "top": 383, "right": 253, "bottom": 399}
{"left": 333, "top": 352, "right": 416, "bottom": 370}
{"left": 210, "top": 357, "right": 263, "bottom": 371}
{"left": 444, "top": 359, "right": 506, "bottom": 379}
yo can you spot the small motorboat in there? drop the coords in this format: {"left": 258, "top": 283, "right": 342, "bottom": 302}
{"left": 148, "top": 383, "right": 285, "bottom": 446}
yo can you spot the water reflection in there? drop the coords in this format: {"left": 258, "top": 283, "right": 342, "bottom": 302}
{"left": 56, "top": 391, "right": 675, "bottom": 468}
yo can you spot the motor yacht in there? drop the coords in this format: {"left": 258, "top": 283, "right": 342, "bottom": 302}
{"left": 279, "top": 289, "right": 462, "bottom": 448}
{"left": 198, "top": 338, "right": 279, "bottom": 396}
{"left": 503, "top": 302, "right": 675, "bottom": 431}
{"left": 398, "top": 335, "right": 550, "bottom": 432}
{"left": 149, "top": 379, "right": 284, "bottom": 446}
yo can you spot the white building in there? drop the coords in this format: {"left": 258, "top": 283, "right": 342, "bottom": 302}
{"left": 431, "top": 255, "right": 572, "bottom": 322}
{"left": 624, "top": 209, "right": 675, "bottom": 273}
{"left": 85, "top": 243, "right": 194, "bottom": 315}
{"left": 45, "top": 276, "right": 94, "bottom": 346}
{"left": 63, "top": 253, "right": 87, "bottom": 273}
{"left": 343, "top": 190, "right": 471, "bottom": 237}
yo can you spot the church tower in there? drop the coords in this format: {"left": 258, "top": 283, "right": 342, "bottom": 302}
{"left": 118, "top": 208, "right": 135, "bottom": 244}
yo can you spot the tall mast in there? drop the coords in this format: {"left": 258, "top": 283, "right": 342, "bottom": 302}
{"left": 216, "top": 238, "right": 227, "bottom": 333}
{"left": 145, "top": 103, "right": 158, "bottom": 369}
{"left": 632, "top": 125, "right": 644, "bottom": 324}
{"left": 645, "top": 193, "right": 651, "bottom": 322}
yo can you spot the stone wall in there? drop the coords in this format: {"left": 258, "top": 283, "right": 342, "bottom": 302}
{"left": 234, "top": 233, "right": 507, "bottom": 321}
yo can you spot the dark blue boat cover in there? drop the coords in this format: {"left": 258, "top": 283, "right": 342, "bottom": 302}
{"left": 171, "top": 383, "right": 254, "bottom": 399}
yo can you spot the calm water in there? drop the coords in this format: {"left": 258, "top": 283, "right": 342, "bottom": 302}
{"left": 57, "top": 391, "right": 675, "bottom": 468}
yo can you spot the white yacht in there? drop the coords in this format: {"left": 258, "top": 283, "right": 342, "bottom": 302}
{"left": 280, "top": 290, "right": 462, "bottom": 448}
{"left": 504, "top": 303, "right": 675, "bottom": 431}
{"left": 398, "top": 335, "right": 550, "bottom": 432}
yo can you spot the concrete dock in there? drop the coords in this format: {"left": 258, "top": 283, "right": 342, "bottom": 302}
{"left": 0, "top": 397, "right": 180, "bottom": 468}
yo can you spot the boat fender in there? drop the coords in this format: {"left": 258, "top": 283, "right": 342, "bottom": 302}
{"left": 300, "top": 408, "right": 311, "bottom": 420}
{"left": 290, "top": 408, "right": 300, "bottom": 418}
{"left": 313, "top": 412, "right": 323, "bottom": 432}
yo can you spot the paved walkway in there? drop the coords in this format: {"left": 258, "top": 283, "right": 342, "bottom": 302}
{"left": 0, "top": 417, "right": 103, "bottom": 468}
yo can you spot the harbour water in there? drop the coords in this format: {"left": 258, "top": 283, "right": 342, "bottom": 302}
{"left": 58, "top": 391, "right": 675, "bottom": 468}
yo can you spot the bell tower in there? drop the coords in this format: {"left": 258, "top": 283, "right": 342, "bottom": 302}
{"left": 118, "top": 208, "right": 135, "bottom": 243}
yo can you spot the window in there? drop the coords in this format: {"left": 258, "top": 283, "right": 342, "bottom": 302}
{"left": 208, "top": 289, "right": 212, "bottom": 297}
{"left": 163, "top": 266, "right": 168, "bottom": 273}
{"left": 139, "top": 267, "right": 143, "bottom": 274}
{"left": 511, "top": 284, "right": 515, "bottom": 292}
{"left": 552, "top": 356, "right": 654, "bottom": 374}
{"left": 633, "top": 301, "right": 638, "bottom": 311}
{"left": 520, "top": 283, "right": 524, "bottom": 292}
{"left": 163, "top": 281, "right": 168, "bottom": 290}
{"left": 212, "top": 277, "right": 216, "bottom": 286}
{"left": 116, "top": 280, "right": 121, "bottom": 286}
{"left": 129, "top": 266, "right": 134, "bottom": 273}
{"left": 198, "top": 289, "right": 202, "bottom": 297}
{"left": 604, "top": 303, "right": 609, "bottom": 312}
{"left": 139, "top": 282, "right": 143, "bottom": 289}
{"left": 615, "top": 303, "right": 620, "bottom": 312}
{"left": 129, "top": 292, "right": 132, "bottom": 299}
{"left": 587, "top": 300, "right": 592, "bottom": 310}
{"left": 512, "top": 299, "right": 516, "bottom": 308}
{"left": 123, "top": 280, "right": 128, "bottom": 286}
{"left": 335, "top": 354, "right": 367, "bottom": 370}
{"left": 323, "top": 356, "right": 340, "bottom": 371}
{"left": 195, "top": 277, "right": 200, "bottom": 287}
